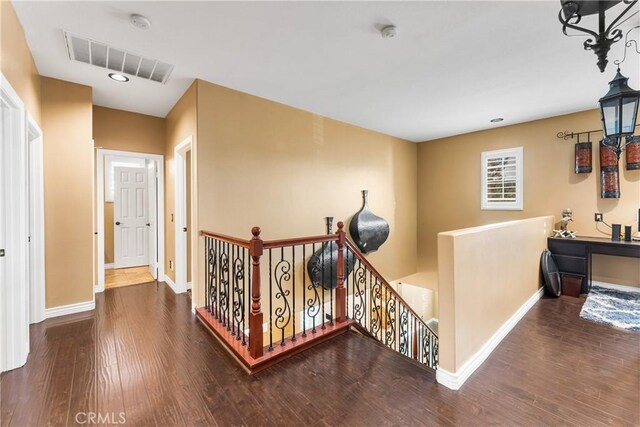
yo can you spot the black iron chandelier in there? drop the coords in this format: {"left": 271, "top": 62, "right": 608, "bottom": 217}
{"left": 559, "top": 0, "right": 639, "bottom": 72}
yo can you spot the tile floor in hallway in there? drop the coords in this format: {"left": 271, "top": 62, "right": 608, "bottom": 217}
{"left": 105, "top": 266, "right": 155, "bottom": 289}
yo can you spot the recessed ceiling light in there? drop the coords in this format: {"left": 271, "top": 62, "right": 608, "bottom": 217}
{"left": 108, "top": 73, "right": 129, "bottom": 82}
{"left": 130, "top": 14, "right": 152, "bottom": 30}
{"left": 490, "top": 117, "right": 504, "bottom": 123}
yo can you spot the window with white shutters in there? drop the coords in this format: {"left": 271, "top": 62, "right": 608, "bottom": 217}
{"left": 481, "top": 147, "right": 523, "bottom": 210}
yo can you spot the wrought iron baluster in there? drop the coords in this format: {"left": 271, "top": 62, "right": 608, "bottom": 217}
{"left": 232, "top": 244, "right": 245, "bottom": 340}
{"left": 223, "top": 242, "right": 231, "bottom": 328}
{"left": 205, "top": 237, "right": 210, "bottom": 311}
{"left": 302, "top": 244, "right": 307, "bottom": 337}
{"left": 247, "top": 246, "right": 251, "bottom": 347}
{"left": 345, "top": 247, "right": 350, "bottom": 319}
{"left": 399, "top": 306, "right": 408, "bottom": 356}
{"left": 274, "top": 246, "right": 292, "bottom": 346}
{"left": 269, "top": 248, "right": 273, "bottom": 351}
{"left": 242, "top": 247, "right": 247, "bottom": 345}
{"left": 231, "top": 244, "right": 235, "bottom": 335}
{"left": 307, "top": 243, "right": 320, "bottom": 333}
{"left": 321, "top": 246, "right": 326, "bottom": 330}
{"left": 329, "top": 247, "right": 334, "bottom": 325}
{"left": 292, "top": 245, "right": 296, "bottom": 341}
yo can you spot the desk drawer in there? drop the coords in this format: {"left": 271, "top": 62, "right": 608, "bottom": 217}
{"left": 554, "top": 254, "right": 587, "bottom": 275}
{"left": 590, "top": 243, "right": 640, "bottom": 258}
{"left": 548, "top": 239, "right": 587, "bottom": 256}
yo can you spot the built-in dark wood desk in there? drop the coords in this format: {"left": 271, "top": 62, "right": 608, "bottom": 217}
{"left": 548, "top": 236, "right": 640, "bottom": 293}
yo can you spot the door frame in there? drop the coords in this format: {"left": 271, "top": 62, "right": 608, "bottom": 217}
{"left": 95, "top": 149, "right": 165, "bottom": 293}
{"left": 0, "top": 72, "right": 29, "bottom": 373}
{"left": 174, "top": 136, "right": 192, "bottom": 294}
{"left": 26, "top": 113, "right": 45, "bottom": 324}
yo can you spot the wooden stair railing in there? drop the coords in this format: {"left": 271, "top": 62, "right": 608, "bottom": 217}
{"left": 197, "top": 222, "right": 438, "bottom": 374}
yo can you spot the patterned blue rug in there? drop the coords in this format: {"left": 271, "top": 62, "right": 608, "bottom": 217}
{"left": 580, "top": 285, "right": 640, "bottom": 332}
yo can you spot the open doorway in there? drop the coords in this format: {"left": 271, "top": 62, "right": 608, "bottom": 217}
{"left": 96, "top": 149, "right": 164, "bottom": 293}
{"left": 26, "top": 113, "right": 45, "bottom": 324}
{"left": 1, "top": 73, "right": 29, "bottom": 373}
{"left": 174, "top": 136, "right": 193, "bottom": 293}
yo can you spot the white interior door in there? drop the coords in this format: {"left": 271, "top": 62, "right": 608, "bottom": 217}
{"left": 114, "top": 166, "right": 148, "bottom": 268}
{"left": 0, "top": 93, "right": 7, "bottom": 373}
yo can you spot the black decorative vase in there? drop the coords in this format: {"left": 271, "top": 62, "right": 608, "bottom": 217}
{"left": 349, "top": 190, "right": 389, "bottom": 254}
{"left": 307, "top": 217, "right": 355, "bottom": 290}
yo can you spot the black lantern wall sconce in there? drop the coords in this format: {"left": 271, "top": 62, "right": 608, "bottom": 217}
{"left": 558, "top": 0, "right": 638, "bottom": 73}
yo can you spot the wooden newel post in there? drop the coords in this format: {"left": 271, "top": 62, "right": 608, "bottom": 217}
{"left": 336, "top": 221, "right": 346, "bottom": 323}
{"left": 249, "top": 226, "right": 264, "bottom": 359}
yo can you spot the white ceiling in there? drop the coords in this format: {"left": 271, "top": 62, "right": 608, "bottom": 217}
{"left": 13, "top": 1, "right": 640, "bottom": 142}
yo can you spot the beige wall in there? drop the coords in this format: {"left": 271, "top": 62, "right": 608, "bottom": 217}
{"left": 438, "top": 216, "right": 554, "bottom": 373}
{"left": 41, "top": 77, "right": 94, "bottom": 307}
{"left": 93, "top": 106, "right": 166, "bottom": 264}
{"left": 418, "top": 109, "right": 640, "bottom": 288}
{"left": 93, "top": 106, "right": 166, "bottom": 155}
{"left": 0, "top": 0, "right": 41, "bottom": 125}
{"left": 104, "top": 202, "right": 114, "bottom": 264}
{"left": 195, "top": 80, "right": 418, "bottom": 307}
{"left": 165, "top": 82, "right": 197, "bottom": 282}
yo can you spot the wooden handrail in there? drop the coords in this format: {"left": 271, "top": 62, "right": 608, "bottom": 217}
{"left": 344, "top": 240, "right": 437, "bottom": 337}
{"left": 263, "top": 233, "right": 338, "bottom": 248}
{"left": 200, "top": 230, "right": 251, "bottom": 248}
{"left": 200, "top": 230, "right": 338, "bottom": 249}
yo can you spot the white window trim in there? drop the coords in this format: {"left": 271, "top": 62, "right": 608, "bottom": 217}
{"left": 481, "top": 147, "right": 523, "bottom": 211}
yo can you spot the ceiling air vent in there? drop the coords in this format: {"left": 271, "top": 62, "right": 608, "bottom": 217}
{"left": 63, "top": 31, "right": 174, "bottom": 84}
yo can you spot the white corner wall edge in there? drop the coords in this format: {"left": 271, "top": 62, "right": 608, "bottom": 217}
{"left": 591, "top": 280, "right": 640, "bottom": 293}
{"left": 45, "top": 300, "right": 95, "bottom": 319}
{"left": 436, "top": 286, "right": 545, "bottom": 390}
{"left": 164, "top": 275, "right": 181, "bottom": 294}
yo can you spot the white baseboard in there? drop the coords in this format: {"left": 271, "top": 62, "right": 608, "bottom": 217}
{"left": 436, "top": 286, "right": 544, "bottom": 390}
{"left": 591, "top": 280, "right": 640, "bottom": 293}
{"left": 45, "top": 300, "right": 95, "bottom": 319}
{"left": 104, "top": 263, "right": 114, "bottom": 269}
{"left": 164, "top": 274, "right": 180, "bottom": 294}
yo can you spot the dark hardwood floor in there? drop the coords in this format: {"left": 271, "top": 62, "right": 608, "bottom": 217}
{"left": 1, "top": 282, "right": 638, "bottom": 426}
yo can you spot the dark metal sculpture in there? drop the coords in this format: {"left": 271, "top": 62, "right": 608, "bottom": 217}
{"left": 541, "top": 249, "right": 562, "bottom": 297}
{"left": 349, "top": 190, "right": 389, "bottom": 253}
{"left": 558, "top": 0, "right": 638, "bottom": 73}
{"left": 307, "top": 217, "right": 355, "bottom": 290}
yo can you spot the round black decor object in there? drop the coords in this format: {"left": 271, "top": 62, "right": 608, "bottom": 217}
{"left": 349, "top": 190, "right": 389, "bottom": 254}
{"left": 541, "top": 249, "right": 561, "bottom": 297}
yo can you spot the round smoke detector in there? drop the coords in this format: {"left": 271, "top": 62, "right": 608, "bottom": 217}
{"left": 130, "top": 14, "right": 152, "bottom": 30}
{"left": 381, "top": 25, "right": 397, "bottom": 39}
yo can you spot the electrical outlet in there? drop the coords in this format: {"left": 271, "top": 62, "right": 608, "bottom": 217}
{"left": 595, "top": 213, "right": 603, "bottom": 222}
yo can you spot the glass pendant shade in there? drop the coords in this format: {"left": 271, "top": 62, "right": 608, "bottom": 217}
{"left": 599, "top": 70, "right": 640, "bottom": 138}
